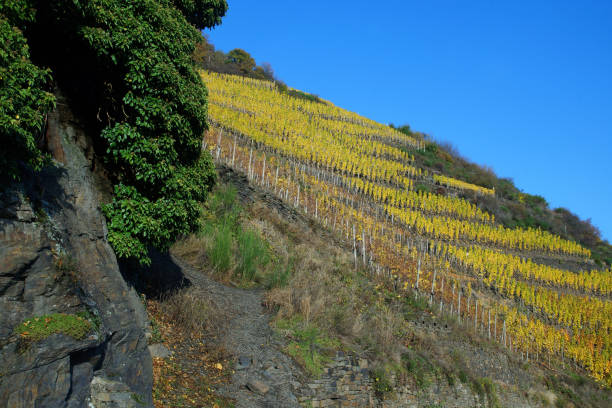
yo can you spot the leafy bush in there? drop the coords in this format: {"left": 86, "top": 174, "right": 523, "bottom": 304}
{"left": 0, "top": 1, "right": 55, "bottom": 181}
{"left": 2, "top": 0, "right": 227, "bottom": 265}
{"left": 371, "top": 366, "right": 393, "bottom": 398}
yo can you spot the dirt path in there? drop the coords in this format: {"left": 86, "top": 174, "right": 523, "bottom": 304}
{"left": 171, "top": 255, "right": 304, "bottom": 408}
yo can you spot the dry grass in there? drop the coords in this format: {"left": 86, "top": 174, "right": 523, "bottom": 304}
{"left": 165, "top": 178, "right": 612, "bottom": 406}
{"left": 162, "top": 287, "right": 224, "bottom": 336}
{"left": 171, "top": 234, "right": 209, "bottom": 267}
{"left": 258, "top": 200, "right": 410, "bottom": 368}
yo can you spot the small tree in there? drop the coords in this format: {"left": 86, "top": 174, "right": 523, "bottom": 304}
{"left": 226, "top": 48, "right": 256, "bottom": 75}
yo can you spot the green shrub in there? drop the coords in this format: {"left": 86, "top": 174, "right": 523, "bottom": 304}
{"left": 14, "top": 313, "right": 93, "bottom": 342}
{"left": 371, "top": 367, "right": 393, "bottom": 398}
{"left": 477, "top": 377, "right": 501, "bottom": 408}
{"left": 415, "top": 183, "right": 431, "bottom": 193}
{"left": 402, "top": 351, "right": 433, "bottom": 389}
{"left": 236, "top": 228, "right": 269, "bottom": 281}
{"left": 0, "top": 1, "right": 55, "bottom": 181}
{"left": 7, "top": 0, "right": 228, "bottom": 265}
{"left": 266, "top": 257, "right": 293, "bottom": 288}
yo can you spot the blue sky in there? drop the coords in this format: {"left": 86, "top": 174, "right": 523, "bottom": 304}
{"left": 207, "top": 0, "right": 612, "bottom": 241}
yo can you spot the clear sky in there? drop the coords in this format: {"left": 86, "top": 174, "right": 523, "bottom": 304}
{"left": 207, "top": 0, "right": 612, "bottom": 241}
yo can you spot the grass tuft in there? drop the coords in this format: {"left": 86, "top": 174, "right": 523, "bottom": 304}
{"left": 14, "top": 313, "right": 92, "bottom": 342}
{"left": 209, "top": 222, "right": 233, "bottom": 273}
{"left": 275, "top": 317, "right": 340, "bottom": 377}
{"left": 236, "top": 228, "right": 269, "bottom": 281}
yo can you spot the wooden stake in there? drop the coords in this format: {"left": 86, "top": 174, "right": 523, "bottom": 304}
{"left": 248, "top": 149, "right": 253, "bottom": 180}
{"left": 261, "top": 155, "right": 266, "bottom": 185}
{"left": 475, "top": 299, "right": 478, "bottom": 330}
{"left": 430, "top": 267, "right": 437, "bottom": 305}
{"left": 231, "top": 135, "right": 236, "bottom": 166}
{"left": 494, "top": 311, "right": 497, "bottom": 342}
{"left": 416, "top": 258, "right": 421, "bottom": 292}
{"left": 451, "top": 283, "right": 455, "bottom": 316}
{"left": 352, "top": 224, "right": 357, "bottom": 269}
{"left": 488, "top": 309, "right": 491, "bottom": 340}
{"left": 458, "top": 288, "right": 462, "bottom": 322}
{"left": 362, "top": 230, "right": 366, "bottom": 265}
{"left": 275, "top": 168, "right": 279, "bottom": 192}
{"left": 439, "top": 276, "right": 445, "bottom": 312}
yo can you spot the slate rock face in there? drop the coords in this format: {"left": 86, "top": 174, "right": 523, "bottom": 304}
{"left": 0, "top": 95, "right": 152, "bottom": 407}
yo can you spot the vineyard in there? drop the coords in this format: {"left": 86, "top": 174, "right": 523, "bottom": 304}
{"left": 200, "top": 71, "right": 611, "bottom": 387}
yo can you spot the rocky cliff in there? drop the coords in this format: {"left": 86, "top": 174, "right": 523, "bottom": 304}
{"left": 0, "top": 94, "right": 152, "bottom": 407}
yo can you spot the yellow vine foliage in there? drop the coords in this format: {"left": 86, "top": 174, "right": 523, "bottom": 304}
{"left": 201, "top": 75, "right": 609, "bottom": 386}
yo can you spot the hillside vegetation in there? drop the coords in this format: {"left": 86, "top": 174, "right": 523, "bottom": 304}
{"left": 199, "top": 70, "right": 611, "bottom": 388}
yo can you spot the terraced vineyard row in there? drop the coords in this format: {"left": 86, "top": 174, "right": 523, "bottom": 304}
{"left": 201, "top": 71, "right": 611, "bottom": 386}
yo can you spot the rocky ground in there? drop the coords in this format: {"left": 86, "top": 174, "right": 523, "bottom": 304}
{"left": 167, "top": 255, "right": 304, "bottom": 408}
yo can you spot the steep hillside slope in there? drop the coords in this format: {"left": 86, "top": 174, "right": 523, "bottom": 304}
{"left": 146, "top": 164, "right": 609, "bottom": 407}
{"left": 199, "top": 70, "right": 611, "bottom": 390}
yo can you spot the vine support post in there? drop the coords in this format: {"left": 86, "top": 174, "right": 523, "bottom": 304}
{"left": 430, "top": 267, "right": 437, "bottom": 305}
{"left": 216, "top": 130, "right": 222, "bottom": 160}
{"left": 481, "top": 304, "right": 485, "bottom": 334}
{"left": 231, "top": 134, "right": 236, "bottom": 166}
{"left": 275, "top": 168, "right": 279, "bottom": 193}
{"left": 416, "top": 257, "right": 421, "bottom": 293}
{"left": 439, "top": 276, "right": 445, "bottom": 312}
{"left": 475, "top": 300, "right": 478, "bottom": 330}
{"left": 248, "top": 148, "right": 253, "bottom": 180}
{"left": 362, "top": 230, "right": 366, "bottom": 266}
{"left": 467, "top": 294, "right": 471, "bottom": 322}
{"left": 494, "top": 312, "right": 497, "bottom": 342}
{"left": 262, "top": 155, "right": 266, "bottom": 186}
{"left": 561, "top": 345, "right": 565, "bottom": 369}
{"left": 458, "top": 288, "right": 462, "bottom": 323}
{"left": 488, "top": 309, "right": 491, "bottom": 340}
{"left": 352, "top": 224, "right": 357, "bottom": 269}
{"left": 451, "top": 283, "right": 455, "bottom": 316}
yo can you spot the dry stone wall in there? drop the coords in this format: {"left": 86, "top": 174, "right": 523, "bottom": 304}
{"left": 295, "top": 352, "right": 539, "bottom": 408}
